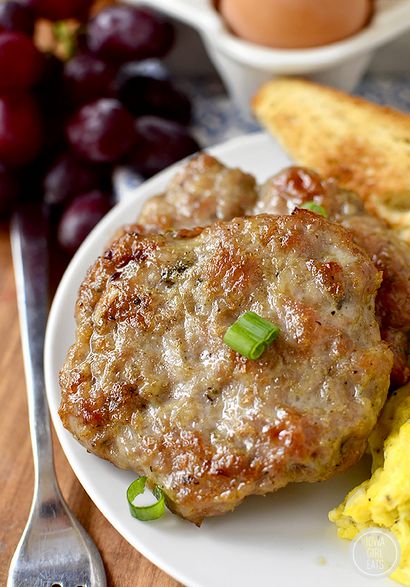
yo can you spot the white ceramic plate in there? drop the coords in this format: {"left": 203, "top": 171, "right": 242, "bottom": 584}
{"left": 45, "top": 132, "right": 385, "bottom": 587}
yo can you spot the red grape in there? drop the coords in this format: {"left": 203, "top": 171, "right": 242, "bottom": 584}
{"left": 64, "top": 52, "right": 116, "bottom": 106}
{"left": 0, "top": 32, "right": 44, "bottom": 90}
{"left": 44, "top": 153, "right": 109, "bottom": 206}
{"left": 66, "top": 98, "right": 137, "bottom": 163}
{"left": 58, "top": 190, "right": 112, "bottom": 254}
{"left": 87, "top": 6, "right": 174, "bottom": 63}
{"left": 24, "top": 0, "right": 92, "bottom": 21}
{"left": 0, "top": 165, "right": 19, "bottom": 214}
{"left": 0, "top": 94, "right": 42, "bottom": 167}
{"left": 129, "top": 116, "right": 199, "bottom": 177}
{"left": 117, "top": 60, "right": 191, "bottom": 124}
{"left": 0, "top": 2, "right": 35, "bottom": 36}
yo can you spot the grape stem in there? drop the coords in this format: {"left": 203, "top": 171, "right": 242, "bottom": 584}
{"left": 52, "top": 21, "right": 80, "bottom": 61}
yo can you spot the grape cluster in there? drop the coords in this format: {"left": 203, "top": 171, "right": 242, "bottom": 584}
{"left": 0, "top": 1, "right": 199, "bottom": 254}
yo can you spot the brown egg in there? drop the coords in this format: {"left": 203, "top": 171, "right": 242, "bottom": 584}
{"left": 220, "top": 0, "right": 373, "bottom": 49}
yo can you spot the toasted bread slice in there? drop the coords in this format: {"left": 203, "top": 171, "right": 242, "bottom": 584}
{"left": 252, "top": 78, "right": 410, "bottom": 243}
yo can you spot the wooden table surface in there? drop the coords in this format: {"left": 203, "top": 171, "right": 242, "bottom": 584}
{"left": 0, "top": 222, "right": 181, "bottom": 587}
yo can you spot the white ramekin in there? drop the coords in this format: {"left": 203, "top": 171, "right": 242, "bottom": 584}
{"left": 129, "top": 0, "right": 410, "bottom": 113}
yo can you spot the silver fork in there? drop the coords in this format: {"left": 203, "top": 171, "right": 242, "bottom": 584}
{"left": 8, "top": 205, "right": 107, "bottom": 587}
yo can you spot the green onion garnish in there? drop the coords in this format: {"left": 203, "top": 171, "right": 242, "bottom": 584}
{"left": 300, "top": 201, "right": 328, "bottom": 218}
{"left": 127, "top": 477, "right": 165, "bottom": 521}
{"left": 223, "top": 311, "right": 280, "bottom": 360}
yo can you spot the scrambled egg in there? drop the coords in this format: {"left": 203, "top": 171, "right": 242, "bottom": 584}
{"left": 329, "top": 382, "right": 410, "bottom": 585}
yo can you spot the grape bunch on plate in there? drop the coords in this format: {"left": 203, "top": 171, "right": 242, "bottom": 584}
{"left": 0, "top": 0, "right": 199, "bottom": 254}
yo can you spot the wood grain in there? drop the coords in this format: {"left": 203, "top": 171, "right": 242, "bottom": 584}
{"left": 0, "top": 223, "right": 181, "bottom": 587}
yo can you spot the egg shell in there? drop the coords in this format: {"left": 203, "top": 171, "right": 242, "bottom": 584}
{"left": 220, "top": 0, "right": 373, "bottom": 49}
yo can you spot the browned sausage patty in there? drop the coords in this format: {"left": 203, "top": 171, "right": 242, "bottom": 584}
{"left": 60, "top": 212, "right": 392, "bottom": 524}
{"left": 138, "top": 152, "right": 258, "bottom": 231}
{"left": 257, "top": 166, "right": 410, "bottom": 387}
{"left": 138, "top": 156, "right": 409, "bottom": 386}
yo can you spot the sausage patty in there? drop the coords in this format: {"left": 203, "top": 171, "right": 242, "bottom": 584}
{"left": 138, "top": 152, "right": 258, "bottom": 231}
{"left": 60, "top": 212, "right": 392, "bottom": 524}
{"left": 138, "top": 157, "right": 410, "bottom": 387}
{"left": 257, "top": 166, "right": 410, "bottom": 387}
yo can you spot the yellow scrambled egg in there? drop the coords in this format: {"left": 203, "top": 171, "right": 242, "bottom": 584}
{"left": 329, "top": 382, "right": 410, "bottom": 586}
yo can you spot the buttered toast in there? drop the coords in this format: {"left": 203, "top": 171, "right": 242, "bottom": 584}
{"left": 252, "top": 78, "right": 410, "bottom": 243}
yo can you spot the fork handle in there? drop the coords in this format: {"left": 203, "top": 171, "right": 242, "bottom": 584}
{"left": 11, "top": 205, "right": 57, "bottom": 497}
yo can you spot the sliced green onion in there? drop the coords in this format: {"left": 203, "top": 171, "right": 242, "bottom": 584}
{"left": 127, "top": 477, "right": 165, "bottom": 521}
{"left": 223, "top": 311, "right": 280, "bottom": 360}
{"left": 300, "top": 201, "right": 328, "bottom": 218}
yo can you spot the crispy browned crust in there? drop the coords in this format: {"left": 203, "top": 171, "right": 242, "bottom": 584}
{"left": 60, "top": 212, "right": 392, "bottom": 524}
